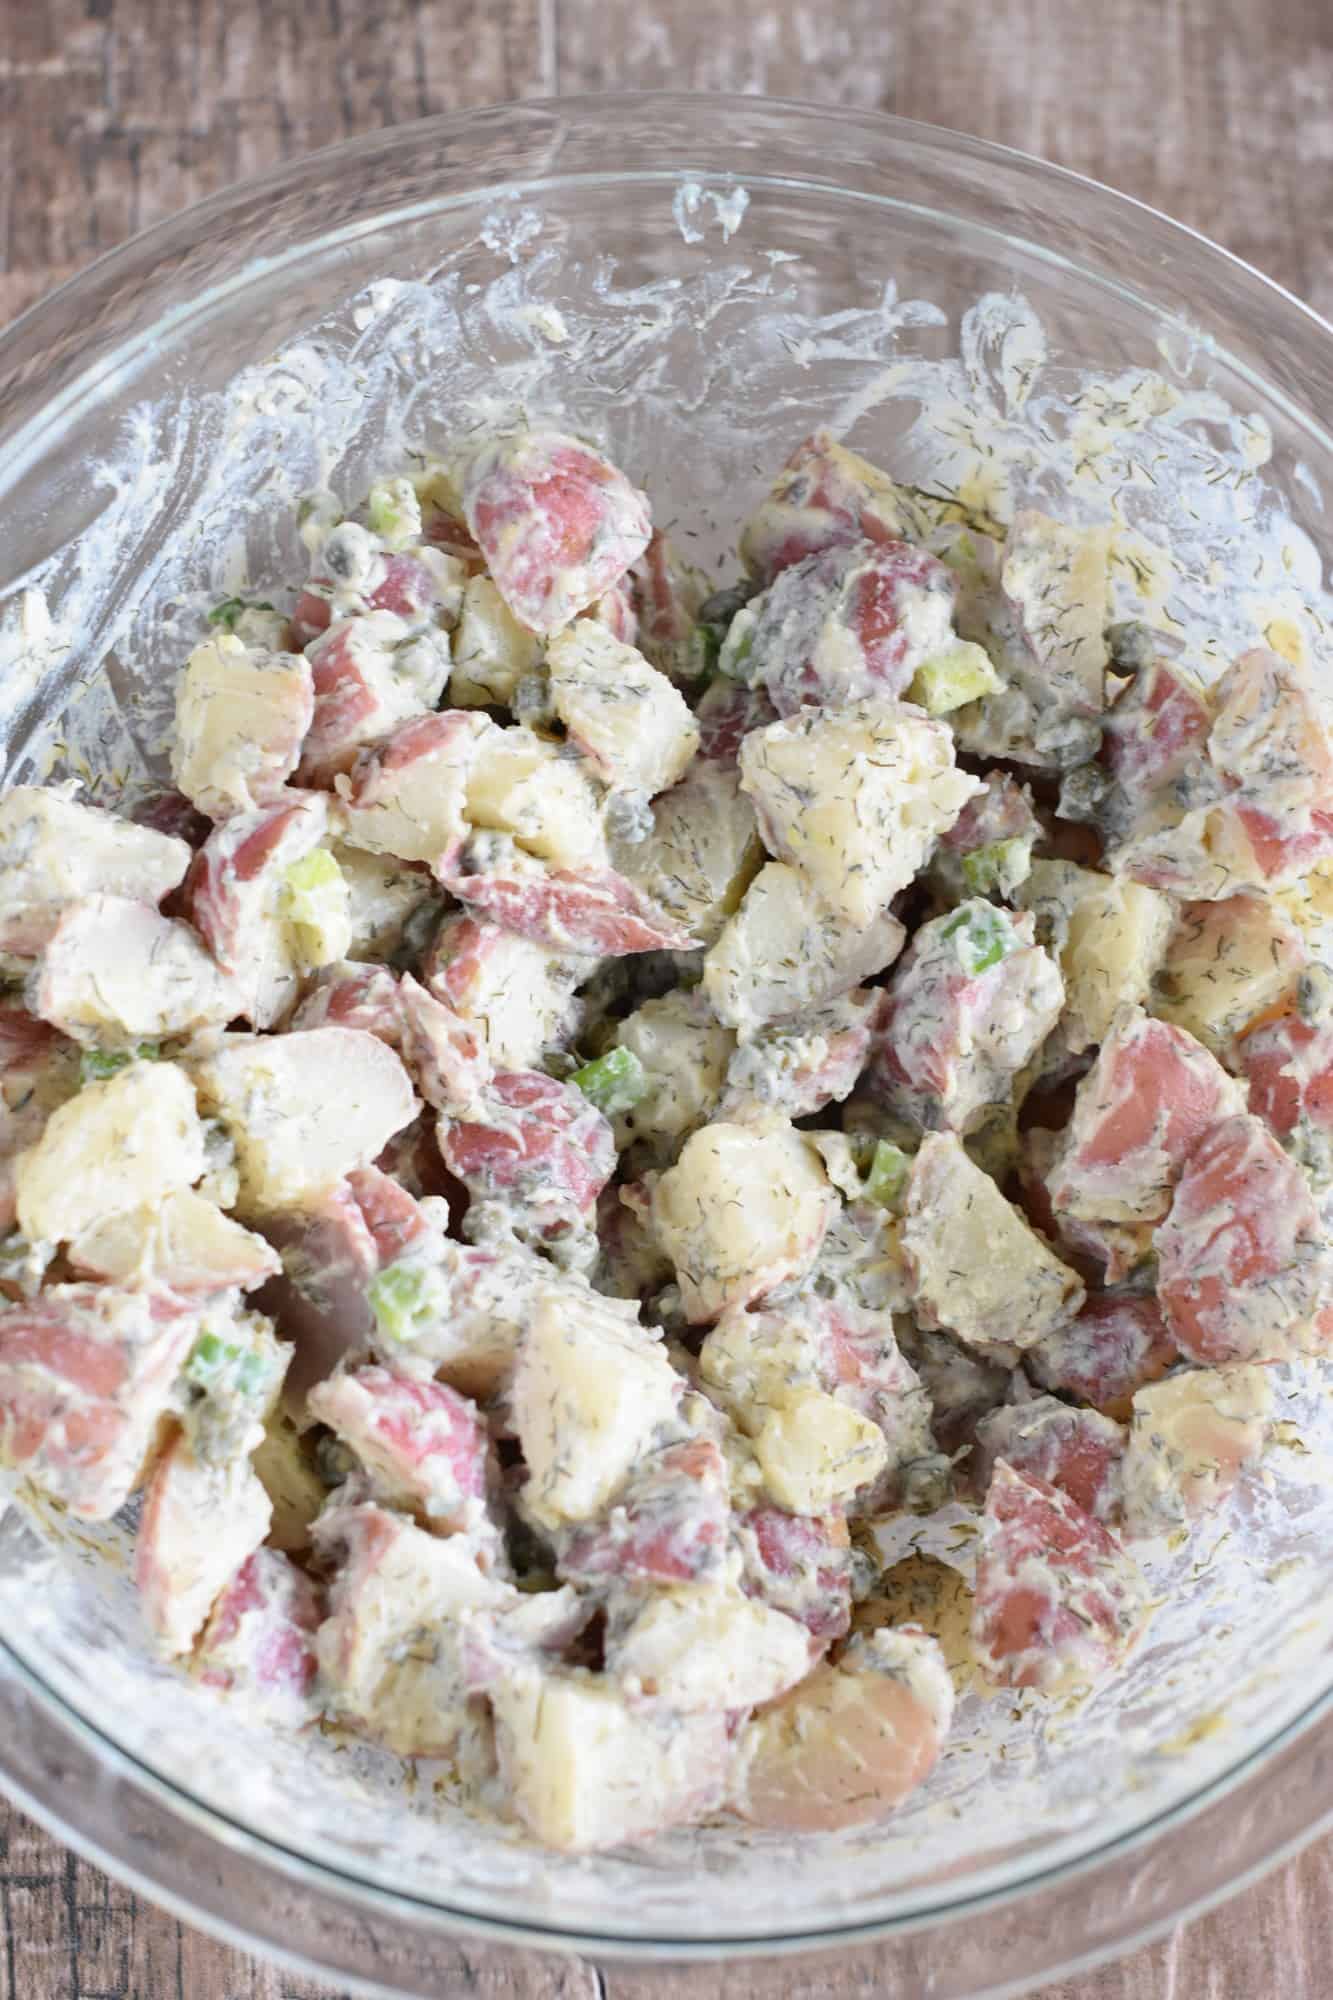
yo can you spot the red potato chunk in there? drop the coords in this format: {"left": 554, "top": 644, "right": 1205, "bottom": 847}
{"left": 306, "top": 1363, "right": 492, "bottom": 1530}
{"left": 0, "top": 1006, "right": 80, "bottom": 1233}
{"left": 396, "top": 973, "right": 491, "bottom": 1119}
{"left": 1156, "top": 1112, "right": 1330, "bottom": 1364}
{"left": 336, "top": 710, "right": 493, "bottom": 867}
{"left": 0, "top": 1286, "right": 198, "bottom": 1519}
{"left": 588, "top": 572, "right": 639, "bottom": 646}
{"left": 1100, "top": 654, "right": 1214, "bottom": 844}
{"left": 1120, "top": 1364, "right": 1277, "bottom": 1538}
{"left": 868, "top": 902, "right": 1064, "bottom": 1135}
{"left": 629, "top": 529, "right": 707, "bottom": 684}
{"left": 181, "top": 792, "right": 332, "bottom": 1027}
{"left": 439, "top": 847, "right": 697, "bottom": 956}
{"left": 290, "top": 960, "right": 405, "bottom": 1043}
{"left": 693, "top": 676, "right": 780, "bottom": 769}
{"left": 441, "top": 1070, "right": 615, "bottom": 1246}
{"left": 31, "top": 894, "right": 237, "bottom": 1046}
{"left": 293, "top": 536, "right": 465, "bottom": 644}
{"left": 972, "top": 1397, "right": 1127, "bottom": 1524}
{"left": 558, "top": 1436, "right": 730, "bottom": 1588}
{"left": 738, "top": 429, "right": 918, "bottom": 585}
{"left": 0, "top": 787, "right": 192, "bottom": 956}
{"left": 129, "top": 787, "right": 213, "bottom": 850}
{"left": 195, "top": 1548, "right": 323, "bottom": 1725}
{"left": 423, "top": 913, "right": 584, "bottom": 1071}
{"left": 1045, "top": 1012, "right": 1244, "bottom": 1279}
{"left": 459, "top": 428, "right": 651, "bottom": 635}
{"left": 972, "top": 1461, "right": 1145, "bottom": 1690}
{"left": 730, "top": 1625, "right": 953, "bottom": 1833}
{"left": 735, "top": 1505, "right": 853, "bottom": 1645}
{"left": 1239, "top": 1004, "right": 1333, "bottom": 1156}
{"left": 735, "top": 536, "right": 959, "bottom": 715}
{"left": 296, "top": 611, "right": 450, "bottom": 787}
{"left": 135, "top": 1432, "right": 272, "bottom": 1655}
{"left": 1027, "top": 1292, "right": 1179, "bottom": 1422}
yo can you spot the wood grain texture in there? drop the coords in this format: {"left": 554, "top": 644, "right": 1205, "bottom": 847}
{"left": 1, "top": 0, "right": 1331, "bottom": 1994}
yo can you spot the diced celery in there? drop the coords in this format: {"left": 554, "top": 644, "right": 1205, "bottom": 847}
{"left": 283, "top": 848, "right": 352, "bottom": 971}
{"left": 80, "top": 1041, "right": 160, "bottom": 1085}
{"left": 185, "top": 1330, "right": 240, "bottom": 1389}
{"left": 862, "top": 1140, "right": 911, "bottom": 1212}
{"left": 908, "top": 641, "right": 1002, "bottom": 715}
{"left": 961, "top": 836, "right": 1031, "bottom": 898}
{"left": 366, "top": 476, "right": 423, "bottom": 549}
{"left": 207, "top": 596, "right": 273, "bottom": 631}
{"left": 717, "top": 604, "right": 759, "bottom": 682}
{"left": 573, "top": 1045, "right": 647, "bottom": 1116}
{"left": 368, "top": 1262, "right": 434, "bottom": 1345}
{"left": 941, "top": 904, "right": 1016, "bottom": 977}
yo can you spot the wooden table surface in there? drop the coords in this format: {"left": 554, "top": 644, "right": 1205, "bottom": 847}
{"left": 2, "top": 0, "right": 1332, "bottom": 1994}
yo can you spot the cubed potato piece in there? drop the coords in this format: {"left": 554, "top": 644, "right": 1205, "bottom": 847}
{"left": 629, "top": 529, "right": 709, "bottom": 685}
{"left": 491, "top": 1670, "right": 729, "bottom": 1854}
{"left": 135, "top": 1433, "right": 272, "bottom": 1655}
{"left": 459, "top": 428, "right": 652, "bottom": 636}
{"left": 972, "top": 1396, "right": 1127, "bottom": 1523}
{"left": 440, "top": 846, "right": 696, "bottom": 956}
{"left": 1152, "top": 892, "right": 1304, "bottom": 1057}
{"left": 190, "top": 1029, "right": 417, "bottom": 1216}
{"left": 1061, "top": 878, "right": 1174, "bottom": 1052}
{"left": 608, "top": 1585, "right": 811, "bottom": 1711}
{"left": 1121, "top": 1364, "right": 1277, "bottom": 1537}
{"left": 440, "top": 1067, "right": 614, "bottom": 1250}
{"left": 735, "top": 1505, "right": 853, "bottom": 1644}
{"left": 182, "top": 792, "right": 336, "bottom": 1028}
{"left": 16, "top": 1060, "right": 206, "bottom": 1243}
{"left": 314, "top": 1499, "right": 507, "bottom": 1755}
{"left": 297, "top": 610, "right": 450, "bottom": 787}
{"left": 1027, "top": 1292, "right": 1179, "bottom": 1422}
{"left": 557, "top": 1433, "right": 729, "bottom": 1587}
{"left": 306, "top": 1363, "right": 492, "bottom": 1530}
{"left": 464, "top": 725, "right": 608, "bottom": 870}
{"left": 31, "top": 895, "right": 237, "bottom": 1047}
{"left": 547, "top": 620, "right": 699, "bottom": 797}
{"left": 902, "top": 1133, "right": 1084, "bottom": 1352}
{"left": 704, "top": 861, "right": 906, "bottom": 1034}
{"left": 171, "top": 634, "right": 315, "bottom": 819}
{"left": 723, "top": 988, "right": 883, "bottom": 1122}
{"left": 449, "top": 572, "right": 544, "bottom": 707}
{"left": 68, "top": 1190, "right": 279, "bottom": 1294}
{"left": 334, "top": 844, "right": 438, "bottom": 962}
{"left": 1013, "top": 858, "right": 1108, "bottom": 952}
{"left": 365, "top": 1235, "right": 557, "bottom": 1399}
{"left": 425, "top": 913, "right": 582, "bottom": 1070}
{"left": 614, "top": 762, "right": 763, "bottom": 949}
{"left": 0, "top": 1284, "right": 200, "bottom": 1518}
{"left": 510, "top": 1287, "right": 681, "bottom": 1527}
{"left": 731, "top": 1625, "right": 953, "bottom": 1832}
{"left": 0, "top": 787, "right": 190, "bottom": 953}
{"left": 1001, "top": 511, "right": 1111, "bottom": 721}
{"left": 740, "top": 702, "right": 981, "bottom": 926}
{"left": 739, "top": 428, "right": 920, "bottom": 585}
{"left": 645, "top": 1115, "right": 835, "bottom": 1322}
{"left": 753, "top": 1389, "right": 889, "bottom": 1513}
{"left": 249, "top": 1411, "right": 326, "bottom": 1553}
{"left": 612, "top": 991, "right": 735, "bottom": 1148}
{"left": 194, "top": 1548, "right": 322, "bottom": 1724}
{"left": 337, "top": 710, "right": 494, "bottom": 865}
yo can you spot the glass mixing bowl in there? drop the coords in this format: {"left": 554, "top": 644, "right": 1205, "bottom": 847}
{"left": 2, "top": 92, "right": 1333, "bottom": 1997}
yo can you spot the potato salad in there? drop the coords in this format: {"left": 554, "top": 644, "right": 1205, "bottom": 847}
{"left": 1, "top": 423, "right": 1330, "bottom": 1852}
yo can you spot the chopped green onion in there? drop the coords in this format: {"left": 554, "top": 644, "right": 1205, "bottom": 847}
{"left": 717, "top": 606, "right": 758, "bottom": 682}
{"left": 80, "top": 1041, "right": 159, "bottom": 1085}
{"left": 862, "top": 1140, "right": 912, "bottom": 1212}
{"left": 185, "top": 1331, "right": 240, "bottom": 1389}
{"left": 283, "top": 849, "right": 351, "bottom": 971}
{"left": 368, "top": 1262, "right": 437, "bottom": 1345}
{"left": 366, "top": 476, "right": 423, "bottom": 548}
{"left": 941, "top": 904, "right": 1016, "bottom": 977}
{"left": 573, "top": 1046, "right": 647, "bottom": 1116}
{"left": 961, "top": 837, "right": 1030, "bottom": 898}
{"left": 907, "top": 641, "right": 1001, "bottom": 715}
{"left": 207, "top": 596, "right": 273, "bottom": 631}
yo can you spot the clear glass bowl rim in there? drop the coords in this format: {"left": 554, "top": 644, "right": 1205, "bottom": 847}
{"left": 2, "top": 87, "right": 1333, "bottom": 1987}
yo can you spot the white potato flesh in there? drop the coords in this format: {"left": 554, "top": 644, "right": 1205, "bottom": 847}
{"left": 184, "top": 793, "right": 335, "bottom": 1029}
{"left": 1152, "top": 893, "right": 1305, "bottom": 1056}
{"left": 31, "top": 895, "right": 237, "bottom": 1046}
{"left": 753, "top": 1388, "right": 890, "bottom": 1513}
{"left": 491, "top": 1670, "right": 729, "bottom": 1854}
{"left": 731, "top": 1626, "right": 954, "bottom": 1833}
{"left": 647, "top": 1115, "right": 835, "bottom": 1322}
{"left": 614, "top": 762, "right": 763, "bottom": 949}
{"left": 609, "top": 1586, "right": 811, "bottom": 1711}
{"left": 68, "top": 1190, "right": 279, "bottom": 1293}
{"left": 510, "top": 1287, "right": 681, "bottom": 1527}
{"left": 0, "top": 787, "right": 190, "bottom": 953}
{"left": 171, "top": 634, "right": 314, "bottom": 818}
{"left": 428, "top": 915, "right": 584, "bottom": 1070}
{"left": 464, "top": 726, "right": 608, "bottom": 871}
{"left": 190, "top": 1028, "right": 417, "bottom": 1216}
{"left": 449, "top": 573, "right": 544, "bottom": 708}
{"left": 704, "top": 861, "right": 906, "bottom": 1035}
{"left": 903, "top": 1133, "right": 1084, "bottom": 1352}
{"left": 612, "top": 991, "right": 735, "bottom": 1147}
{"left": 333, "top": 844, "right": 437, "bottom": 962}
{"left": 1121, "top": 1365, "right": 1277, "bottom": 1538}
{"left": 15, "top": 1061, "right": 207, "bottom": 1243}
{"left": 135, "top": 1434, "right": 272, "bottom": 1655}
{"left": 739, "top": 702, "right": 981, "bottom": 926}
{"left": 1061, "top": 878, "right": 1174, "bottom": 1053}
{"left": 547, "top": 620, "right": 699, "bottom": 797}
{"left": 337, "top": 711, "right": 494, "bottom": 865}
